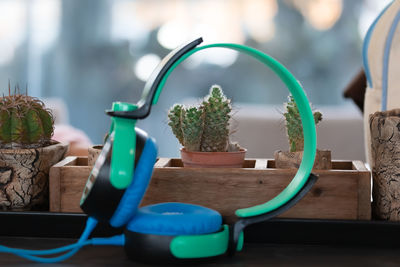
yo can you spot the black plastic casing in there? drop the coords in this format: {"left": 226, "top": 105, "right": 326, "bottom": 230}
{"left": 80, "top": 128, "right": 148, "bottom": 222}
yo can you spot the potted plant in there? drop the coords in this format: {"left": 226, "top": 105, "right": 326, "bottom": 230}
{"left": 167, "top": 85, "right": 246, "bottom": 168}
{"left": 0, "top": 88, "right": 68, "bottom": 210}
{"left": 274, "top": 95, "right": 331, "bottom": 170}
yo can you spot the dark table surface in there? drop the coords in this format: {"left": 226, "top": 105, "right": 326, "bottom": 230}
{"left": 1, "top": 236, "right": 400, "bottom": 267}
{"left": 2, "top": 213, "right": 400, "bottom": 266}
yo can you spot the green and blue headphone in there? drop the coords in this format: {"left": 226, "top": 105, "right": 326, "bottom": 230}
{"left": 0, "top": 38, "right": 317, "bottom": 263}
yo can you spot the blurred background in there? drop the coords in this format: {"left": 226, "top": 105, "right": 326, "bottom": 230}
{"left": 0, "top": 0, "right": 392, "bottom": 159}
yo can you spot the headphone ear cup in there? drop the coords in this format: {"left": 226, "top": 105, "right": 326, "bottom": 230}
{"left": 109, "top": 132, "right": 158, "bottom": 228}
{"left": 124, "top": 203, "right": 224, "bottom": 264}
{"left": 126, "top": 203, "right": 222, "bottom": 235}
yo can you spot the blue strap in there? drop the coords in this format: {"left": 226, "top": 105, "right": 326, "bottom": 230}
{"left": 382, "top": 8, "right": 400, "bottom": 111}
{"left": 363, "top": 1, "right": 393, "bottom": 88}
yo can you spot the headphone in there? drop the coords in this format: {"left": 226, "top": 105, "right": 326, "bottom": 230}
{"left": 0, "top": 38, "right": 317, "bottom": 263}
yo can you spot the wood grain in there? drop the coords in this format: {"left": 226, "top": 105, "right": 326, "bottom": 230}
{"left": 143, "top": 160, "right": 369, "bottom": 223}
{"left": 49, "top": 156, "right": 91, "bottom": 213}
{"left": 49, "top": 157, "right": 371, "bottom": 221}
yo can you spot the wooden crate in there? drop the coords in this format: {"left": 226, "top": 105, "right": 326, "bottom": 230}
{"left": 49, "top": 157, "right": 371, "bottom": 222}
{"left": 49, "top": 157, "right": 91, "bottom": 213}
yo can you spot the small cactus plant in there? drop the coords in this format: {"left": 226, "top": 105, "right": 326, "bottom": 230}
{"left": 284, "top": 95, "right": 322, "bottom": 152}
{"left": 167, "top": 85, "right": 239, "bottom": 152}
{"left": 201, "top": 86, "right": 231, "bottom": 152}
{"left": 180, "top": 106, "right": 204, "bottom": 152}
{"left": 0, "top": 86, "right": 54, "bottom": 149}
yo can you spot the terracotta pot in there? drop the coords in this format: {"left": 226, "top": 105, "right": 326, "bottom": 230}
{"left": 88, "top": 145, "right": 103, "bottom": 166}
{"left": 0, "top": 141, "right": 68, "bottom": 211}
{"left": 180, "top": 148, "right": 247, "bottom": 168}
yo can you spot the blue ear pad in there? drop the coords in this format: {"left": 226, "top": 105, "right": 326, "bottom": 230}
{"left": 109, "top": 137, "right": 158, "bottom": 228}
{"left": 126, "top": 202, "right": 222, "bottom": 236}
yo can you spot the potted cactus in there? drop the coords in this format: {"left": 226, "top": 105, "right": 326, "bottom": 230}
{"left": 274, "top": 95, "right": 331, "bottom": 170}
{"left": 167, "top": 85, "right": 246, "bottom": 168}
{"left": 0, "top": 87, "right": 68, "bottom": 210}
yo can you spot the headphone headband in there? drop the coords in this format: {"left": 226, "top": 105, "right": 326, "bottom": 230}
{"left": 155, "top": 43, "right": 316, "bottom": 218}
{"left": 108, "top": 38, "right": 317, "bottom": 218}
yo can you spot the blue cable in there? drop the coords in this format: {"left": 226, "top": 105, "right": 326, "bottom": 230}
{"left": 8, "top": 235, "right": 124, "bottom": 263}
{"left": 0, "top": 240, "right": 92, "bottom": 256}
{"left": 5, "top": 216, "right": 97, "bottom": 263}
{"left": 0, "top": 217, "right": 127, "bottom": 263}
{"left": 0, "top": 234, "right": 125, "bottom": 256}
{"left": 91, "top": 235, "right": 125, "bottom": 246}
{"left": 0, "top": 234, "right": 125, "bottom": 261}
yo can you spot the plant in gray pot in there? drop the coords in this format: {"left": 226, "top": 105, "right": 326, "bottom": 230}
{"left": 167, "top": 85, "right": 246, "bottom": 168}
{"left": 274, "top": 95, "right": 331, "bottom": 169}
{"left": 0, "top": 89, "right": 68, "bottom": 210}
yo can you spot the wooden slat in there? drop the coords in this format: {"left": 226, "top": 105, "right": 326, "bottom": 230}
{"left": 49, "top": 161, "right": 63, "bottom": 212}
{"left": 353, "top": 161, "right": 371, "bottom": 220}
{"left": 332, "top": 161, "right": 353, "bottom": 170}
{"left": 49, "top": 156, "right": 79, "bottom": 212}
{"left": 154, "top": 158, "right": 171, "bottom": 168}
{"left": 352, "top": 160, "right": 369, "bottom": 171}
{"left": 254, "top": 159, "right": 268, "bottom": 169}
{"left": 59, "top": 166, "right": 91, "bottom": 212}
{"left": 76, "top": 157, "right": 88, "bottom": 166}
{"left": 49, "top": 157, "right": 88, "bottom": 213}
{"left": 52, "top": 156, "right": 78, "bottom": 167}
{"left": 142, "top": 165, "right": 363, "bottom": 223}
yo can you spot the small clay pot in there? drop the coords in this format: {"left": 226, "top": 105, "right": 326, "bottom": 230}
{"left": 180, "top": 148, "right": 247, "bottom": 168}
{"left": 88, "top": 145, "right": 103, "bottom": 166}
{"left": 274, "top": 149, "right": 332, "bottom": 170}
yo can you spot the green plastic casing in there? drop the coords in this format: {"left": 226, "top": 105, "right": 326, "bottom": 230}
{"left": 170, "top": 225, "right": 244, "bottom": 258}
{"left": 152, "top": 43, "right": 316, "bottom": 218}
{"left": 170, "top": 225, "right": 243, "bottom": 259}
{"left": 109, "top": 102, "right": 137, "bottom": 189}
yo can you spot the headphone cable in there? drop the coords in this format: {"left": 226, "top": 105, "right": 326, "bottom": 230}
{"left": 0, "top": 217, "right": 126, "bottom": 263}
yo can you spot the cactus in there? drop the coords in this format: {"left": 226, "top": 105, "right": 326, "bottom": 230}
{"left": 0, "top": 87, "right": 54, "bottom": 148}
{"left": 284, "top": 95, "right": 322, "bottom": 152}
{"left": 167, "top": 104, "right": 184, "bottom": 146}
{"left": 167, "top": 85, "right": 239, "bottom": 152}
{"left": 181, "top": 107, "right": 204, "bottom": 151}
{"left": 200, "top": 85, "right": 231, "bottom": 152}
